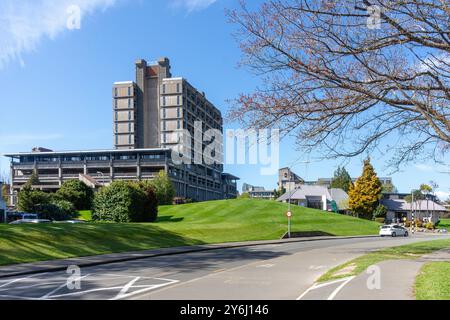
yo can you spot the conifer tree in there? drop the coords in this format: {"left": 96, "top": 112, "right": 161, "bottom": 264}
{"left": 348, "top": 158, "right": 382, "bottom": 219}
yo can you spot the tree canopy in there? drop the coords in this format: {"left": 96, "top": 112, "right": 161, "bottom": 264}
{"left": 330, "top": 166, "right": 352, "bottom": 192}
{"left": 228, "top": 0, "right": 450, "bottom": 168}
{"left": 348, "top": 158, "right": 382, "bottom": 219}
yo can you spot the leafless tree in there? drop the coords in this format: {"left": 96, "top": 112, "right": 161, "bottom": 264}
{"left": 228, "top": 0, "right": 450, "bottom": 169}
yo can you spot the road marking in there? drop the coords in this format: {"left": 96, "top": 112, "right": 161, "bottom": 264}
{"left": 327, "top": 276, "right": 355, "bottom": 300}
{"left": 40, "top": 274, "right": 91, "bottom": 299}
{"left": 112, "top": 276, "right": 140, "bottom": 300}
{"left": 296, "top": 276, "right": 355, "bottom": 300}
{"left": 0, "top": 273, "right": 49, "bottom": 289}
{"left": 257, "top": 264, "right": 275, "bottom": 268}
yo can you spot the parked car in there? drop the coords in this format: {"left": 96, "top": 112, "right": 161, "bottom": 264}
{"left": 9, "top": 219, "right": 52, "bottom": 225}
{"left": 379, "top": 224, "right": 409, "bottom": 237}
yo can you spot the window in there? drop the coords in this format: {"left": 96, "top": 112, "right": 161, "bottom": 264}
{"left": 177, "top": 120, "right": 181, "bottom": 129}
{"left": 163, "top": 96, "right": 166, "bottom": 106}
{"left": 177, "top": 108, "right": 180, "bottom": 118}
{"left": 129, "top": 135, "right": 132, "bottom": 145}
{"left": 163, "top": 121, "right": 166, "bottom": 131}
{"left": 128, "top": 123, "right": 131, "bottom": 132}
{"left": 115, "top": 111, "right": 118, "bottom": 120}
{"left": 115, "top": 135, "right": 118, "bottom": 145}
{"left": 176, "top": 83, "right": 180, "bottom": 93}
{"left": 115, "top": 123, "right": 118, "bottom": 133}
{"left": 115, "top": 99, "right": 118, "bottom": 108}
{"left": 177, "top": 96, "right": 180, "bottom": 105}
{"left": 114, "top": 88, "right": 118, "bottom": 97}
{"left": 128, "top": 111, "right": 131, "bottom": 120}
{"left": 162, "top": 84, "right": 166, "bottom": 94}
{"left": 128, "top": 99, "right": 131, "bottom": 108}
{"left": 162, "top": 108, "right": 166, "bottom": 119}
{"left": 128, "top": 87, "right": 131, "bottom": 96}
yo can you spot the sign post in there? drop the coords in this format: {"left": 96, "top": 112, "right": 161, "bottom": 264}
{"left": 286, "top": 211, "right": 292, "bottom": 238}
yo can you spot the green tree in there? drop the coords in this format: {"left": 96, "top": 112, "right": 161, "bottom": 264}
{"left": 330, "top": 166, "right": 352, "bottom": 193}
{"left": 382, "top": 182, "right": 397, "bottom": 193}
{"left": 348, "top": 158, "right": 382, "bottom": 219}
{"left": 373, "top": 204, "right": 387, "bottom": 220}
{"left": 2, "top": 184, "right": 8, "bottom": 203}
{"left": 17, "top": 185, "right": 51, "bottom": 213}
{"left": 29, "top": 170, "right": 40, "bottom": 186}
{"left": 146, "top": 171, "right": 175, "bottom": 205}
{"left": 56, "top": 180, "right": 94, "bottom": 210}
{"left": 135, "top": 181, "right": 159, "bottom": 222}
{"left": 92, "top": 181, "right": 153, "bottom": 223}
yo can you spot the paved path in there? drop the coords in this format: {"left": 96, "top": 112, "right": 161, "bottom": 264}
{"left": 298, "top": 248, "right": 450, "bottom": 300}
{"left": 0, "top": 234, "right": 447, "bottom": 300}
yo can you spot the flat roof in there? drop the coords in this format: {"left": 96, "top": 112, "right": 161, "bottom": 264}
{"left": 4, "top": 148, "right": 171, "bottom": 158}
{"left": 113, "top": 81, "right": 134, "bottom": 85}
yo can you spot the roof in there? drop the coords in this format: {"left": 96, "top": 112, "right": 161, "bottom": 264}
{"left": 277, "top": 185, "right": 332, "bottom": 201}
{"left": 221, "top": 173, "right": 240, "bottom": 180}
{"left": 381, "top": 199, "right": 448, "bottom": 212}
{"left": 330, "top": 188, "right": 349, "bottom": 204}
{"left": 4, "top": 148, "right": 172, "bottom": 158}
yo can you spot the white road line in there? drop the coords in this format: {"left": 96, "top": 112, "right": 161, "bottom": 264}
{"left": 296, "top": 277, "right": 355, "bottom": 300}
{"left": 327, "top": 276, "right": 355, "bottom": 300}
{"left": 112, "top": 276, "right": 141, "bottom": 300}
{"left": 0, "top": 273, "right": 49, "bottom": 289}
{"left": 39, "top": 274, "right": 91, "bottom": 299}
{"left": 111, "top": 279, "right": 179, "bottom": 300}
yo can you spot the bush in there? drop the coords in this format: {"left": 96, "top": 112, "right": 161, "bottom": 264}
{"left": 36, "top": 200, "right": 76, "bottom": 221}
{"left": 17, "top": 185, "right": 52, "bottom": 213}
{"left": 425, "top": 222, "right": 435, "bottom": 230}
{"left": 143, "top": 171, "right": 175, "bottom": 205}
{"left": 434, "top": 220, "right": 440, "bottom": 228}
{"left": 56, "top": 180, "right": 94, "bottom": 210}
{"left": 93, "top": 181, "right": 155, "bottom": 223}
{"left": 135, "top": 182, "right": 158, "bottom": 222}
{"left": 372, "top": 204, "right": 387, "bottom": 220}
{"left": 239, "top": 192, "right": 250, "bottom": 199}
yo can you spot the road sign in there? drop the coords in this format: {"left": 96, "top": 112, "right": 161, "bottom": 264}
{"left": 286, "top": 211, "right": 292, "bottom": 218}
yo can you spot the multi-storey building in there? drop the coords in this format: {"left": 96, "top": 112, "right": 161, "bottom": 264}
{"left": 6, "top": 57, "right": 239, "bottom": 205}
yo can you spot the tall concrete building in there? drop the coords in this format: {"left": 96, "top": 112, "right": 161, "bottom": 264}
{"left": 6, "top": 57, "right": 238, "bottom": 204}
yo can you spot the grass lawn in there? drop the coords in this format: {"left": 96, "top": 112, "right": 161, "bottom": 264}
{"left": 318, "top": 238, "right": 450, "bottom": 282}
{"left": 438, "top": 218, "right": 450, "bottom": 230}
{"left": 0, "top": 199, "right": 381, "bottom": 266}
{"left": 415, "top": 261, "right": 450, "bottom": 300}
{"left": 77, "top": 210, "right": 92, "bottom": 221}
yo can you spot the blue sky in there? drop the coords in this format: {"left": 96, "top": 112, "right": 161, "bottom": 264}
{"left": 0, "top": 0, "right": 449, "bottom": 199}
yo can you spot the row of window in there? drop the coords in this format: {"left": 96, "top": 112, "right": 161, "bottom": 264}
{"left": 114, "top": 86, "right": 133, "bottom": 97}
{"left": 162, "top": 83, "right": 181, "bottom": 94}
{"left": 19, "top": 154, "right": 166, "bottom": 163}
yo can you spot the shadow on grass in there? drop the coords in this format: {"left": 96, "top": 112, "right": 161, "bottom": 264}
{"left": 0, "top": 223, "right": 202, "bottom": 266}
{"left": 156, "top": 216, "right": 184, "bottom": 223}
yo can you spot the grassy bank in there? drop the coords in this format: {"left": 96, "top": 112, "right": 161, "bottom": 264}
{"left": 0, "top": 199, "right": 381, "bottom": 266}
{"left": 318, "top": 238, "right": 450, "bottom": 282}
{"left": 415, "top": 262, "right": 450, "bottom": 300}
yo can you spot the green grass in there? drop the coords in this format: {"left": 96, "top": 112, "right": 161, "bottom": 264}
{"left": 0, "top": 198, "right": 380, "bottom": 266}
{"left": 415, "top": 262, "right": 450, "bottom": 300}
{"left": 318, "top": 238, "right": 450, "bottom": 282}
{"left": 438, "top": 218, "right": 450, "bottom": 230}
{"left": 77, "top": 210, "right": 92, "bottom": 221}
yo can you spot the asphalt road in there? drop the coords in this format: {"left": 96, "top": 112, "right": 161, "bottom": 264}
{"left": 0, "top": 233, "right": 447, "bottom": 300}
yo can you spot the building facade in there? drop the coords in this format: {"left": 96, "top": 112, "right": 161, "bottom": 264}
{"left": 6, "top": 57, "right": 238, "bottom": 205}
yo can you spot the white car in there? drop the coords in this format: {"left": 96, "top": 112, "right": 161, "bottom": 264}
{"left": 379, "top": 224, "right": 409, "bottom": 237}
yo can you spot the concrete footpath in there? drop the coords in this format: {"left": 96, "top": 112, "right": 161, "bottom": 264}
{"left": 0, "top": 235, "right": 377, "bottom": 279}
{"left": 299, "top": 248, "right": 450, "bottom": 300}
